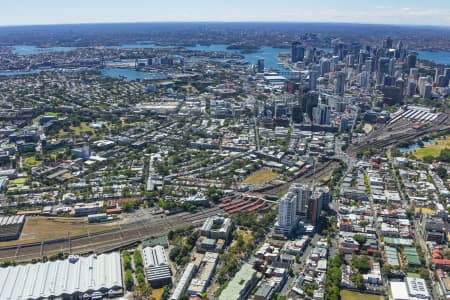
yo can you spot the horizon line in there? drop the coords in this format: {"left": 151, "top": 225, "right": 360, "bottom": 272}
{"left": 0, "top": 20, "right": 450, "bottom": 29}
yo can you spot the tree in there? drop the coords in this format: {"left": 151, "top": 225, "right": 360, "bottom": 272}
{"left": 125, "top": 270, "right": 134, "bottom": 291}
{"left": 437, "top": 166, "right": 448, "bottom": 179}
{"left": 354, "top": 273, "right": 365, "bottom": 290}
{"left": 353, "top": 234, "right": 367, "bottom": 246}
{"left": 288, "top": 265, "right": 294, "bottom": 277}
{"left": 137, "top": 272, "right": 146, "bottom": 285}
{"left": 123, "top": 253, "right": 132, "bottom": 270}
{"left": 422, "top": 155, "right": 434, "bottom": 163}
{"left": 373, "top": 251, "right": 382, "bottom": 262}
{"left": 359, "top": 221, "right": 369, "bottom": 232}
{"left": 134, "top": 250, "right": 144, "bottom": 268}
{"left": 133, "top": 283, "right": 153, "bottom": 300}
{"left": 121, "top": 201, "right": 137, "bottom": 212}
{"left": 439, "top": 148, "right": 450, "bottom": 162}
{"left": 352, "top": 255, "right": 371, "bottom": 273}
{"left": 161, "top": 285, "right": 171, "bottom": 300}
{"left": 406, "top": 208, "right": 415, "bottom": 219}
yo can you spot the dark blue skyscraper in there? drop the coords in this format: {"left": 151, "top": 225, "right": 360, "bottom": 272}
{"left": 291, "top": 42, "right": 305, "bottom": 63}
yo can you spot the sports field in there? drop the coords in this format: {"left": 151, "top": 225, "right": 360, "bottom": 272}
{"left": 414, "top": 135, "right": 450, "bottom": 159}
{"left": 340, "top": 290, "right": 384, "bottom": 300}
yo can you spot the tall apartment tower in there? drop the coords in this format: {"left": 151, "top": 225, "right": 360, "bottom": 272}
{"left": 292, "top": 42, "right": 305, "bottom": 63}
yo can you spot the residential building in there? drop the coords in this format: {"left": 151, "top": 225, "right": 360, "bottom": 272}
{"left": 218, "top": 263, "right": 257, "bottom": 300}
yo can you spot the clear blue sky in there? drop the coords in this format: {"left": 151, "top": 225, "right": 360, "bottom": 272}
{"left": 2, "top": 0, "right": 450, "bottom": 26}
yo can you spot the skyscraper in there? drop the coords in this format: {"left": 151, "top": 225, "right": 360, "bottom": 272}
{"left": 312, "top": 104, "right": 331, "bottom": 125}
{"left": 320, "top": 58, "right": 331, "bottom": 76}
{"left": 309, "top": 70, "right": 319, "bottom": 91}
{"left": 383, "top": 36, "right": 393, "bottom": 49}
{"left": 274, "top": 191, "right": 298, "bottom": 235}
{"left": 444, "top": 68, "right": 450, "bottom": 86}
{"left": 291, "top": 42, "right": 305, "bottom": 63}
{"left": 289, "top": 184, "right": 311, "bottom": 216}
{"left": 335, "top": 71, "right": 345, "bottom": 95}
{"left": 407, "top": 53, "right": 417, "bottom": 70}
{"left": 257, "top": 59, "right": 264, "bottom": 73}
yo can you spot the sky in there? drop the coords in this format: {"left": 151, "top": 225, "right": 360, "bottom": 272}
{"left": 1, "top": 0, "right": 450, "bottom": 27}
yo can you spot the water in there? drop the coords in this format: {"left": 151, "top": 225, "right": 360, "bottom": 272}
{"left": 417, "top": 51, "right": 450, "bottom": 65}
{"left": 118, "top": 43, "right": 176, "bottom": 49}
{"left": 100, "top": 68, "right": 168, "bottom": 81}
{"left": 12, "top": 45, "right": 78, "bottom": 55}
{"left": 185, "top": 44, "right": 289, "bottom": 71}
{"left": 11, "top": 44, "right": 450, "bottom": 66}
{"left": 12, "top": 43, "right": 289, "bottom": 71}
{"left": 399, "top": 140, "right": 435, "bottom": 153}
{"left": 0, "top": 70, "right": 41, "bottom": 76}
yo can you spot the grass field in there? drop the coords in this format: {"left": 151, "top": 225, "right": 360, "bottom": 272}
{"left": 340, "top": 290, "right": 384, "bottom": 300}
{"left": 414, "top": 135, "right": 450, "bottom": 159}
{"left": 8, "top": 177, "right": 27, "bottom": 188}
{"left": 24, "top": 156, "right": 42, "bottom": 168}
{"left": 59, "top": 122, "right": 95, "bottom": 137}
{"left": 243, "top": 169, "right": 278, "bottom": 185}
{"left": 18, "top": 217, "right": 115, "bottom": 243}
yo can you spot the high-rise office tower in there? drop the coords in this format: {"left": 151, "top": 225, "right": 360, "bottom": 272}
{"left": 335, "top": 71, "right": 345, "bottom": 95}
{"left": 320, "top": 58, "right": 331, "bottom": 76}
{"left": 309, "top": 70, "right": 319, "bottom": 91}
{"left": 388, "top": 58, "right": 396, "bottom": 75}
{"left": 410, "top": 68, "right": 419, "bottom": 81}
{"left": 444, "top": 68, "right": 450, "bottom": 86}
{"left": 312, "top": 104, "right": 331, "bottom": 125}
{"left": 423, "top": 84, "right": 432, "bottom": 99}
{"left": 407, "top": 81, "right": 417, "bottom": 97}
{"left": 378, "top": 57, "right": 390, "bottom": 74}
{"left": 383, "top": 36, "right": 393, "bottom": 49}
{"left": 292, "top": 42, "right": 305, "bottom": 63}
{"left": 257, "top": 59, "right": 264, "bottom": 73}
{"left": 358, "top": 50, "right": 368, "bottom": 72}
{"left": 407, "top": 53, "right": 417, "bottom": 70}
{"left": 365, "top": 59, "right": 373, "bottom": 74}
{"left": 434, "top": 67, "right": 442, "bottom": 83}
{"left": 359, "top": 71, "right": 370, "bottom": 90}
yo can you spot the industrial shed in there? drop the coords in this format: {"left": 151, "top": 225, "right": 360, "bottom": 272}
{"left": 0, "top": 215, "right": 25, "bottom": 241}
{"left": 0, "top": 252, "right": 123, "bottom": 299}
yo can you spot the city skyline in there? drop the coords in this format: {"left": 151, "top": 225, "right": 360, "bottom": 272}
{"left": 1, "top": 0, "right": 450, "bottom": 27}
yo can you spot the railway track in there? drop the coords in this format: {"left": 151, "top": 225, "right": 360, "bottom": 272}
{"left": 0, "top": 207, "right": 222, "bottom": 263}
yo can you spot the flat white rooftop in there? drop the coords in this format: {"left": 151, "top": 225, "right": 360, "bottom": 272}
{"left": 0, "top": 252, "right": 122, "bottom": 300}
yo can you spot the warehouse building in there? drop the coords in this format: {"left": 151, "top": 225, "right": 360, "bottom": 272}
{"left": 0, "top": 215, "right": 25, "bottom": 241}
{"left": 143, "top": 246, "right": 172, "bottom": 288}
{"left": 0, "top": 252, "right": 123, "bottom": 299}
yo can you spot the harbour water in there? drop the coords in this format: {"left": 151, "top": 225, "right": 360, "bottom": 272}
{"left": 100, "top": 68, "right": 168, "bottom": 81}
{"left": 7, "top": 44, "right": 450, "bottom": 79}
{"left": 12, "top": 45, "right": 78, "bottom": 55}
{"left": 416, "top": 51, "right": 450, "bottom": 65}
